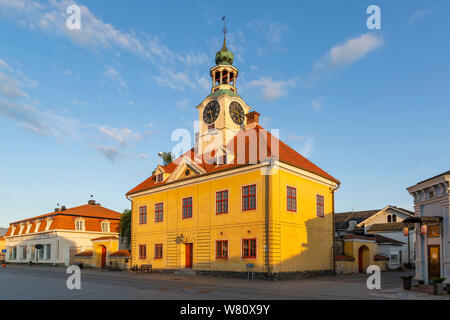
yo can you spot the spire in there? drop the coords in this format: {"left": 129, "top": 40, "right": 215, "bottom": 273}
{"left": 215, "top": 16, "right": 234, "bottom": 66}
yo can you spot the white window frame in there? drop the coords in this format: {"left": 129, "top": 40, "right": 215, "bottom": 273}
{"left": 75, "top": 218, "right": 86, "bottom": 231}
{"left": 101, "top": 220, "right": 110, "bottom": 232}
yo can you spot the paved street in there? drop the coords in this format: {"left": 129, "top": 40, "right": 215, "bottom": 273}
{"left": 0, "top": 265, "right": 448, "bottom": 300}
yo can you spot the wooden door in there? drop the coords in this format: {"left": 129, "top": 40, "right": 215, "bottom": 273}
{"left": 358, "top": 247, "right": 363, "bottom": 273}
{"left": 428, "top": 245, "right": 440, "bottom": 279}
{"left": 101, "top": 246, "right": 107, "bottom": 269}
{"left": 185, "top": 243, "right": 193, "bottom": 269}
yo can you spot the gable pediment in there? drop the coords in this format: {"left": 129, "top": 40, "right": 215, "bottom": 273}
{"left": 166, "top": 156, "right": 206, "bottom": 183}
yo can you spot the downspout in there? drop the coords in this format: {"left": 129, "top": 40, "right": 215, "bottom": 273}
{"left": 126, "top": 195, "right": 133, "bottom": 267}
{"left": 265, "top": 160, "right": 272, "bottom": 279}
{"left": 332, "top": 183, "right": 341, "bottom": 274}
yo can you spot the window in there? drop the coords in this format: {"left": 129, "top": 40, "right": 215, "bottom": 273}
{"left": 216, "top": 240, "right": 228, "bottom": 259}
{"left": 45, "top": 244, "right": 51, "bottom": 260}
{"left": 287, "top": 186, "right": 297, "bottom": 212}
{"left": 22, "top": 246, "right": 27, "bottom": 261}
{"left": 182, "top": 197, "right": 193, "bottom": 219}
{"left": 387, "top": 215, "right": 392, "bottom": 223}
{"left": 242, "top": 239, "right": 257, "bottom": 259}
{"left": 390, "top": 252, "right": 400, "bottom": 264}
{"left": 11, "top": 247, "right": 17, "bottom": 260}
{"left": 154, "top": 244, "right": 163, "bottom": 259}
{"left": 101, "top": 221, "right": 110, "bottom": 232}
{"left": 428, "top": 225, "right": 440, "bottom": 238}
{"left": 392, "top": 214, "right": 397, "bottom": 223}
{"left": 242, "top": 185, "right": 256, "bottom": 211}
{"left": 75, "top": 219, "right": 85, "bottom": 231}
{"left": 316, "top": 195, "right": 324, "bottom": 217}
{"left": 38, "top": 247, "right": 44, "bottom": 260}
{"left": 155, "top": 203, "right": 164, "bottom": 222}
{"left": 216, "top": 190, "right": 228, "bottom": 214}
{"left": 156, "top": 173, "right": 164, "bottom": 183}
{"left": 139, "top": 206, "right": 147, "bottom": 225}
{"left": 139, "top": 245, "right": 147, "bottom": 259}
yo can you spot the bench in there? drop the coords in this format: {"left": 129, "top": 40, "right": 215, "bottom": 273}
{"left": 140, "top": 264, "right": 152, "bottom": 273}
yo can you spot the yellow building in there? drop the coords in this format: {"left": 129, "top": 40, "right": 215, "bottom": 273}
{"left": 0, "top": 237, "right": 5, "bottom": 263}
{"left": 126, "top": 35, "right": 340, "bottom": 278}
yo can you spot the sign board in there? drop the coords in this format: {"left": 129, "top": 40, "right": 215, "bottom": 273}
{"left": 1, "top": 249, "right": 6, "bottom": 253}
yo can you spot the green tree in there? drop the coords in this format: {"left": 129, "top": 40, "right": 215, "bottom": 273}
{"left": 119, "top": 209, "right": 131, "bottom": 248}
{"left": 159, "top": 152, "right": 173, "bottom": 166}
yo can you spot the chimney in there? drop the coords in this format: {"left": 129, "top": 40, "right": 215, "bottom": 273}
{"left": 61, "top": 206, "right": 66, "bottom": 211}
{"left": 88, "top": 200, "right": 96, "bottom": 205}
{"left": 245, "top": 111, "right": 260, "bottom": 129}
{"left": 54, "top": 208, "right": 59, "bottom": 212}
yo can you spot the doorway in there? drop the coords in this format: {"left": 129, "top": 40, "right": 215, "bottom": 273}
{"left": 358, "top": 245, "right": 370, "bottom": 273}
{"left": 185, "top": 243, "right": 193, "bottom": 269}
{"left": 428, "top": 245, "right": 440, "bottom": 279}
{"left": 100, "top": 245, "right": 106, "bottom": 269}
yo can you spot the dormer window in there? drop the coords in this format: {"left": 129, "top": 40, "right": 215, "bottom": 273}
{"left": 19, "top": 224, "right": 25, "bottom": 234}
{"left": 75, "top": 219, "right": 85, "bottom": 231}
{"left": 45, "top": 219, "right": 53, "bottom": 231}
{"left": 156, "top": 173, "right": 164, "bottom": 183}
{"left": 101, "top": 220, "right": 110, "bottom": 232}
{"left": 35, "top": 221, "right": 41, "bottom": 233}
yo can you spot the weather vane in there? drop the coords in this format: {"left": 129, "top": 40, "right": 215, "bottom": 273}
{"left": 222, "top": 16, "right": 227, "bottom": 40}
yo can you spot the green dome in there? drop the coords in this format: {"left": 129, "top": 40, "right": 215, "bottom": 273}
{"left": 215, "top": 39, "right": 234, "bottom": 65}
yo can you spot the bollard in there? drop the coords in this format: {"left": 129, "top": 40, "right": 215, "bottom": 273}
{"left": 247, "top": 263, "right": 254, "bottom": 280}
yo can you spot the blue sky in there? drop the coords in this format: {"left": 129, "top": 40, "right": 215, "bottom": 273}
{"left": 0, "top": 0, "right": 449, "bottom": 226}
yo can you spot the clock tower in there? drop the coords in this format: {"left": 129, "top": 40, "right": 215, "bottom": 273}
{"left": 196, "top": 31, "right": 252, "bottom": 157}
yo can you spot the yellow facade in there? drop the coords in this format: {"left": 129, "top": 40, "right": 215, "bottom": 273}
{"left": 0, "top": 237, "right": 5, "bottom": 263}
{"left": 130, "top": 164, "right": 337, "bottom": 275}
{"left": 128, "top": 36, "right": 339, "bottom": 276}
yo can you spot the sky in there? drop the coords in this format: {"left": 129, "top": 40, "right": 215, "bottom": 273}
{"left": 0, "top": 0, "right": 449, "bottom": 227}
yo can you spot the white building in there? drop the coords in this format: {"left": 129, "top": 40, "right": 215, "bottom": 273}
{"left": 335, "top": 205, "right": 416, "bottom": 269}
{"left": 4, "top": 200, "right": 121, "bottom": 266}
{"left": 406, "top": 171, "right": 450, "bottom": 284}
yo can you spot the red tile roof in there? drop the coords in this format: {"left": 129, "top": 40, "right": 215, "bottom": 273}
{"left": 335, "top": 255, "right": 355, "bottom": 261}
{"left": 91, "top": 236, "right": 118, "bottom": 242}
{"left": 374, "top": 255, "right": 389, "bottom": 261}
{"left": 127, "top": 125, "right": 339, "bottom": 195}
{"left": 5, "top": 203, "right": 121, "bottom": 236}
{"left": 109, "top": 249, "right": 131, "bottom": 258}
{"left": 74, "top": 251, "right": 93, "bottom": 257}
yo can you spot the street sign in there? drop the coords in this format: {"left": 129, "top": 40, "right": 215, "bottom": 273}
{"left": 1, "top": 249, "right": 6, "bottom": 253}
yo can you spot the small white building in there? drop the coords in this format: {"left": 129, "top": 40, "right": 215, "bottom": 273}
{"left": 406, "top": 171, "right": 450, "bottom": 284}
{"left": 335, "top": 205, "right": 416, "bottom": 268}
{"left": 4, "top": 200, "right": 121, "bottom": 266}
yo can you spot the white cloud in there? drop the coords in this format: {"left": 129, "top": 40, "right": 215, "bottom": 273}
{"left": 0, "top": 0, "right": 208, "bottom": 92}
{"left": 409, "top": 9, "right": 432, "bottom": 24}
{"left": 247, "top": 77, "right": 296, "bottom": 102}
{"left": 323, "top": 33, "right": 383, "bottom": 69}
{"left": 176, "top": 99, "right": 190, "bottom": 110}
{"left": 90, "top": 144, "right": 121, "bottom": 163}
{"left": 139, "top": 153, "right": 150, "bottom": 159}
{"left": 287, "top": 134, "right": 315, "bottom": 158}
{"left": 98, "top": 126, "right": 142, "bottom": 146}
{"left": 311, "top": 97, "right": 325, "bottom": 111}
{"left": 0, "top": 72, "right": 28, "bottom": 99}
{"left": 103, "top": 66, "right": 127, "bottom": 89}
{"left": 70, "top": 99, "right": 87, "bottom": 106}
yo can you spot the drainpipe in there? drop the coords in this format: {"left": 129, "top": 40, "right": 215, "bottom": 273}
{"left": 332, "top": 183, "right": 341, "bottom": 274}
{"left": 126, "top": 195, "right": 133, "bottom": 266}
{"left": 265, "top": 160, "right": 273, "bottom": 279}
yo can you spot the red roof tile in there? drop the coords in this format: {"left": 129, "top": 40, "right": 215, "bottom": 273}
{"left": 91, "top": 236, "right": 118, "bottom": 242}
{"left": 109, "top": 249, "right": 130, "bottom": 258}
{"left": 74, "top": 251, "right": 93, "bottom": 257}
{"left": 127, "top": 125, "right": 339, "bottom": 195}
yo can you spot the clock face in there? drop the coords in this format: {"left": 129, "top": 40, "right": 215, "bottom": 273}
{"left": 203, "top": 101, "right": 220, "bottom": 124}
{"left": 229, "top": 102, "right": 245, "bottom": 125}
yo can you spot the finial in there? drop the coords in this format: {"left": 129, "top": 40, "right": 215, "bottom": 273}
{"left": 222, "top": 16, "right": 227, "bottom": 47}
